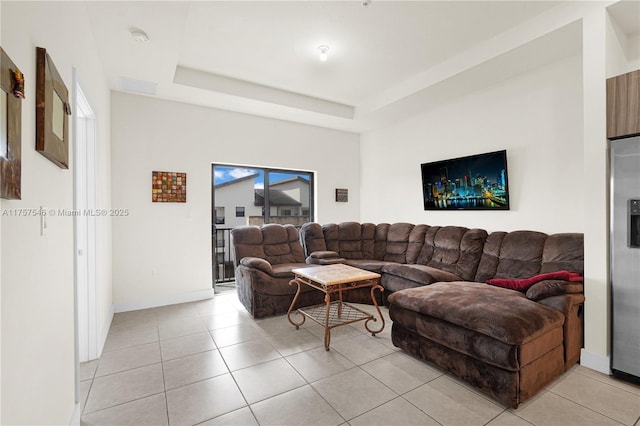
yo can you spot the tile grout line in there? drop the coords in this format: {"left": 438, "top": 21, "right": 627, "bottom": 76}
{"left": 279, "top": 353, "right": 349, "bottom": 425}
{"left": 572, "top": 367, "right": 640, "bottom": 397}
{"left": 545, "top": 388, "right": 632, "bottom": 425}
{"left": 78, "top": 379, "right": 95, "bottom": 420}
{"left": 343, "top": 361, "right": 448, "bottom": 424}
{"left": 266, "top": 305, "right": 402, "bottom": 422}
{"left": 81, "top": 391, "right": 167, "bottom": 418}
{"left": 157, "top": 311, "right": 171, "bottom": 426}
{"left": 213, "top": 340, "right": 262, "bottom": 426}
{"left": 84, "top": 311, "right": 166, "bottom": 420}
{"left": 481, "top": 409, "right": 523, "bottom": 426}
{"left": 338, "top": 364, "right": 401, "bottom": 423}
{"left": 260, "top": 316, "right": 396, "bottom": 423}
{"left": 396, "top": 393, "right": 445, "bottom": 426}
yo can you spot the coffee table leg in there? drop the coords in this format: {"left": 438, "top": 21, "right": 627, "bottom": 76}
{"left": 287, "top": 279, "right": 306, "bottom": 329}
{"left": 324, "top": 293, "right": 332, "bottom": 350}
{"left": 365, "top": 284, "right": 385, "bottom": 336}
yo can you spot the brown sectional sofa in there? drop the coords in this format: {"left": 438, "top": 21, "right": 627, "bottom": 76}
{"left": 231, "top": 223, "right": 324, "bottom": 318}
{"left": 386, "top": 231, "right": 584, "bottom": 408}
{"left": 231, "top": 221, "right": 584, "bottom": 408}
{"left": 301, "top": 222, "right": 493, "bottom": 304}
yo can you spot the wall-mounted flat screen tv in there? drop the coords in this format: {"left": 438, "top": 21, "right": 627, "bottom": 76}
{"left": 421, "top": 150, "right": 510, "bottom": 210}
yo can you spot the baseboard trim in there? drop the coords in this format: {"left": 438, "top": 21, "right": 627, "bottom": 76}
{"left": 580, "top": 348, "right": 611, "bottom": 375}
{"left": 68, "top": 401, "right": 81, "bottom": 426}
{"left": 97, "top": 304, "right": 114, "bottom": 357}
{"left": 114, "top": 289, "right": 215, "bottom": 313}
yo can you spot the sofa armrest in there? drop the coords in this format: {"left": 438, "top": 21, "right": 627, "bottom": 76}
{"left": 240, "top": 257, "right": 273, "bottom": 275}
{"left": 526, "top": 280, "right": 584, "bottom": 301}
{"left": 306, "top": 251, "right": 346, "bottom": 265}
{"left": 308, "top": 250, "right": 340, "bottom": 259}
{"left": 537, "top": 293, "right": 585, "bottom": 369}
{"left": 537, "top": 293, "right": 584, "bottom": 316}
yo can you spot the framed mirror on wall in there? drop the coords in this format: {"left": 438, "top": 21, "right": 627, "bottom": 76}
{"left": 36, "top": 46, "right": 70, "bottom": 169}
{"left": 1, "top": 90, "right": 7, "bottom": 158}
{"left": 0, "top": 46, "right": 23, "bottom": 200}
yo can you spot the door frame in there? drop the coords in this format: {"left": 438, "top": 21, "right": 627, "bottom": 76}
{"left": 72, "top": 68, "right": 98, "bottom": 401}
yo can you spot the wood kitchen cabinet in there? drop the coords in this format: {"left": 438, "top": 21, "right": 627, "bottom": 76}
{"left": 607, "top": 69, "right": 640, "bottom": 139}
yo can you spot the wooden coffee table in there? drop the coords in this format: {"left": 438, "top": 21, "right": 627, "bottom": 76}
{"left": 287, "top": 263, "right": 385, "bottom": 350}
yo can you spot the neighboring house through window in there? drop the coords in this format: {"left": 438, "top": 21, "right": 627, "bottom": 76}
{"left": 211, "top": 164, "right": 315, "bottom": 287}
{"left": 214, "top": 206, "right": 225, "bottom": 224}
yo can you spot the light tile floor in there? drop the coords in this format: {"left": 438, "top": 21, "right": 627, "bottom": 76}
{"left": 80, "top": 292, "right": 640, "bottom": 426}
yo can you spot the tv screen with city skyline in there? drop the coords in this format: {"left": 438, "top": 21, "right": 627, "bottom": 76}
{"left": 421, "top": 150, "right": 510, "bottom": 210}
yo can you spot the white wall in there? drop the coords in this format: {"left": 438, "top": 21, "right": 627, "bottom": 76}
{"left": 0, "top": 2, "right": 111, "bottom": 424}
{"left": 606, "top": 12, "right": 640, "bottom": 78}
{"left": 579, "top": 4, "right": 639, "bottom": 374}
{"left": 360, "top": 54, "right": 583, "bottom": 235}
{"left": 111, "top": 93, "right": 360, "bottom": 310}
{"left": 579, "top": 6, "right": 610, "bottom": 374}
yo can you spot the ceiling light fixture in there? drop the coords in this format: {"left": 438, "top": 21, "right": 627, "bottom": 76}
{"left": 318, "top": 45, "right": 330, "bottom": 62}
{"left": 130, "top": 28, "right": 150, "bottom": 43}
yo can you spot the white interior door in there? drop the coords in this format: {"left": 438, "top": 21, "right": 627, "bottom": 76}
{"left": 73, "top": 71, "right": 98, "bottom": 368}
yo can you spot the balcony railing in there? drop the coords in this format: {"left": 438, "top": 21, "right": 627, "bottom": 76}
{"left": 212, "top": 227, "right": 235, "bottom": 285}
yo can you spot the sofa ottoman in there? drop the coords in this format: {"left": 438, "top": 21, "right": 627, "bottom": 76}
{"left": 388, "top": 281, "right": 566, "bottom": 408}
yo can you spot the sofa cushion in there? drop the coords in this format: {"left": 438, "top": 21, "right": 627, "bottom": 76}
{"left": 494, "top": 231, "right": 547, "bottom": 279}
{"left": 381, "top": 264, "right": 463, "bottom": 293}
{"left": 299, "top": 222, "right": 327, "bottom": 256}
{"left": 427, "top": 227, "right": 469, "bottom": 272}
{"left": 270, "top": 263, "right": 315, "bottom": 278}
{"left": 323, "top": 222, "right": 376, "bottom": 259}
{"left": 474, "top": 231, "right": 507, "bottom": 282}
{"left": 382, "top": 264, "right": 462, "bottom": 287}
{"left": 387, "top": 282, "right": 565, "bottom": 345}
{"left": 307, "top": 250, "right": 340, "bottom": 260}
{"left": 407, "top": 224, "right": 430, "bottom": 264}
{"left": 373, "top": 223, "right": 390, "bottom": 260}
{"left": 262, "top": 224, "right": 306, "bottom": 264}
{"left": 415, "top": 226, "right": 441, "bottom": 264}
{"left": 455, "top": 228, "right": 489, "bottom": 280}
{"left": 390, "top": 303, "right": 564, "bottom": 371}
{"left": 232, "top": 226, "right": 267, "bottom": 259}
{"left": 344, "top": 259, "right": 395, "bottom": 273}
{"left": 415, "top": 226, "right": 487, "bottom": 281}
{"left": 305, "top": 250, "right": 345, "bottom": 265}
{"left": 541, "top": 233, "right": 584, "bottom": 275}
{"left": 232, "top": 224, "right": 305, "bottom": 266}
{"left": 381, "top": 222, "right": 416, "bottom": 263}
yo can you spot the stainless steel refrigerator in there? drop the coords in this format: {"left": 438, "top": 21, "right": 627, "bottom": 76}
{"left": 610, "top": 135, "right": 640, "bottom": 383}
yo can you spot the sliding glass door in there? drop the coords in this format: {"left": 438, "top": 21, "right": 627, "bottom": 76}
{"left": 211, "top": 164, "right": 314, "bottom": 288}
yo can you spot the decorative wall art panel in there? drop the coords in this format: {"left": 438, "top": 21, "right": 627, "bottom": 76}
{"left": 0, "top": 47, "right": 24, "bottom": 200}
{"left": 152, "top": 171, "right": 186, "bottom": 203}
{"left": 35, "top": 47, "right": 71, "bottom": 169}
